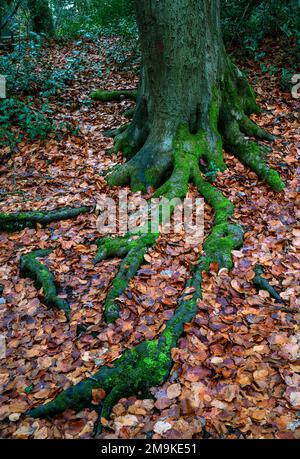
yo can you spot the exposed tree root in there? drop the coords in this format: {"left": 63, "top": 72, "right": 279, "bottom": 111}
{"left": 26, "top": 171, "right": 243, "bottom": 423}
{"left": 103, "top": 123, "right": 130, "bottom": 139}
{"left": 94, "top": 233, "right": 157, "bottom": 323}
{"left": 25, "top": 62, "right": 285, "bottom": 430}
{"left": 123, "top": 108, "right": 135, "bottom": 119}
{"left": 219, "top": 62, "right": 285, "bottom": 192}
{"left": 223, "top": 123, "right": 284, "bottom": 192}
{"left": 91, "top": 90, "right": 137, "bottom": 102}
{"left": 0, "top": 206, "right": 92, "bottom": 233}
{"left": 254, "top": 264, "right": 283, "bottom": 303}
{"left": 20, "top": 249, "right": 70, "bottom": 317}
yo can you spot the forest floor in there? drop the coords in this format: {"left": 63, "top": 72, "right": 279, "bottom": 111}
{"left": 0, "top": 37, "right": 299, "bottom": 439}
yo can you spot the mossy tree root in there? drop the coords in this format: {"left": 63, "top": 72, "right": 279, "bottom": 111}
{"left": 107, "top": 108, "right": 149, "bottom": 159}
{"left": 222, "top": 120, "right": 284, "bottom": 192}
{"left": 0, "top": 206, "right": 92, "bottom": 233}
{"left": 253, "top": 264, "right": 283, "bottom": 303}
{"left": 123, "top": 108, "right": 136, "bottom": 119}
{"left": 26, "top": 62, "right": 284, "bottom": 428}
{"left": 219, "top": 62, "right": 285, "bottom": 192}
{"left": 103, "top": 123, "right": 130, "bottom": 139}
{"left": 91, "top": 90, "right": 137, "bottom": 102}
{"left": 26, "top": 158, "right": 243, "bottom": 425}
{"left": 94, "top": 233, "right": 158, "bottom": 323}
{"left": 20, "top": 250, "right": 70, "bottom": 317}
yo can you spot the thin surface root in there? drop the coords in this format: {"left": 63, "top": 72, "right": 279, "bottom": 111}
{"left": 0, "top": 206, "right": 92, "bottom": 233}
{"left": 20, "top": 249, "right": 70, "bottom": 317}
{"left": 91, "top": 90, "right": 137, "bottom": 102}
{"left": 254, "top": 264, "right": 283, "bottom": 303}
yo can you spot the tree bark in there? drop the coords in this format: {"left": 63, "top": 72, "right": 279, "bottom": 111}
{"left": 107, "top": 0, "right": 284, "bottom": 194}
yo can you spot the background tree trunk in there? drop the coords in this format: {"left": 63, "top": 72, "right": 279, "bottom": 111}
{"left": 27, "top": 0, "right": 55, "bottom": 36}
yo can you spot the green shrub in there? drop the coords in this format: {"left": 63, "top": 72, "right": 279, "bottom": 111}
{"left": 0, "top": 98, "right": 53, "bottom": 148}
{"left": 221, "top": 0, "right": 300, "bottom": 46}
{"left": 0, "top": 36, "right": 86, "bottom": 97}
{"left": 221, "top": 0, "right": 299, "bottom": 88}
{"left": 0, "top": 36, "right": 84, "bottom": 149}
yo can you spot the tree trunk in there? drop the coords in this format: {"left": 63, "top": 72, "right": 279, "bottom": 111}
{"left": 0, "top": 0, "right": 22, "bottom": 34}
{"left": 28, "top": 0, "right": 55, "bottom": 36}
{"left": 107, "top": 0, "right": 284, "bottom": 194}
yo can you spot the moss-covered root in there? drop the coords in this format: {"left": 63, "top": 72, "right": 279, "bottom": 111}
{"left": 103, "top": 123, "right": 130, "bottom": 139}
{"left": 26, "top": 338, "right": 172, "bottom": 422}
{"left": 94, "top": 233, "right": 135, "bottom": 264}
{"left": 25, "top": 173, "right": 243, "bottom": 425}
{"left": 25, "top": 261, "right": 204, "bottom": 423}
{"left": 254, "top": 264, "right": 283, "bottom": 303}
{"left": 123, "top": 108, "right": 135, "bottom": 119}
{"left": 219, "top": 62, "right": 285, "bottom": 193}
{"left": 20, "top": 250, "right": 70, "bottom": 317}
{"left": 223, "top": 121, "right": 285, "bottom": 192}
{"left": 94, "top": 233, "right": 158, "bottom": 323}
{"left": 192, "top": 171, "right": 244, "bottom": 270}
{"left": 91, "top": 90, "right": 137, "bottom": 102}
{"left": 0, "top": 206, "right": 92, "bottom": 233}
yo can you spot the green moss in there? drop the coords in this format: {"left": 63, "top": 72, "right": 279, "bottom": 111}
{"left": 94, "top": 234, "right": 135, "bottom": 264}
{"left": 209, "top": 89, "right": 220, "bottom": 132}
{"left": 103, "top": 123, "right": 130, "bottom": 138}
{"left": 239, "top": 115, "right": 274, "bottom": 141}
{"left": 264, "top": 169, "right": 285, "bottom": 192}
{"left": 193, "top": 167, "right": 243, "bottom": 271}
{"left": 144, "top": 165, "right": 166, "bottom": 189}
{"left": 27, "top": 338, "right": 172, "bottom": 420}
{"left": 224, "top": 60, "right": 261, "bottom": 116}
{"left": 227, "top": 137, "right": 285, "bottom": 192}
{"left": 104, "top": 300, "right": 121, "bottom": 324}
{"left": 204, "top": 223, "right": 243, "bottom": 270}
{"left": 105, "top": 125, "right": 140, "bottom": 159}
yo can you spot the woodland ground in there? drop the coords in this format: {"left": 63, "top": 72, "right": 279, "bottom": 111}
{"left": 0, "top": 37, "right": 299, "bottom": 439}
